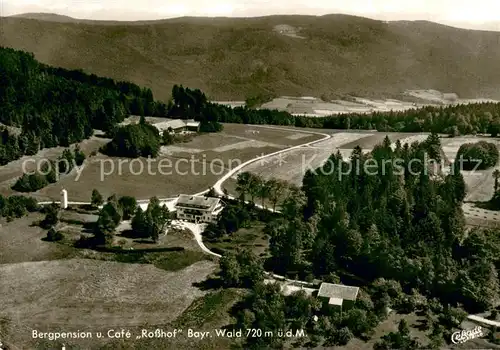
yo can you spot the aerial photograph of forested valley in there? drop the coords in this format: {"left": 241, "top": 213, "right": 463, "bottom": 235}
{"left": 2, "top": 1, "right": 500, "bottom": 349}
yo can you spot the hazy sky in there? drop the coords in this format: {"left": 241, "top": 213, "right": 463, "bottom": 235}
{"left": 2, "top": 0, "right": 500, "bottom": 30}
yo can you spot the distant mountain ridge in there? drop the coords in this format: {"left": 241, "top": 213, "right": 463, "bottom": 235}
{"left": 10, "top": 13, "right": 77, "bottom": 22}
{"left": 2, "top": 13, "right": 500, "bottom": 100}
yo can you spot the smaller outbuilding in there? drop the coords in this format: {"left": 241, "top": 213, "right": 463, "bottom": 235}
{"left": 317, "top": 282, "right": 359, "bottom": 312}
{"left": 185, "top": 119, "right": 200, "bottom": 132}
{"left": 154, "top": 120, "right": 186, "bottom": 134}
{"left": 153, "top": 119, "right": 201, "bottom": 134}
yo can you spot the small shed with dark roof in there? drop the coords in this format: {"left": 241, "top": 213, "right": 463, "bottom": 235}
{"left": 317, "top": 282, "right": 359, "bottom": 310}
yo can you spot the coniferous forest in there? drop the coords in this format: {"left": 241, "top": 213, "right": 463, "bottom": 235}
{"left": 217, "top": 135, "right": 500, "bottom": 348}
{"left": 298, "top": 137, "right": 494, "bottom": 313}
{"left": 218, "top": 102, "right": 500, "bottom": 136}
{"left": 0, "top": 47, "right": 169, "bottom": 165}
{"left": 4, "top": 46, "right": 500, "bottom": 166}
{"left": 4, "top": 45, "right": 500, "bottom": 348}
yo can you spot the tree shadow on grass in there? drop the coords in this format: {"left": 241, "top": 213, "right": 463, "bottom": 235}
{"left": 94, "top": 134, "right": 109, "bottom": 139}
{"left": 61, "top": 218, "right": 86, "bottom": 225}
{"left": 470, "top": 200, "right": 500, "bottom": 211}
{"left": 57, "top": 218, "right": 95, "bottom": 233}
{"left": 81, "top": 222, "right": 95, "bottom": 234}
{"left": 134, "top": 239, "right": 156, "bottom": 244}
{"left": 30, "top": 220, "right": 42, "bottom": 227}
{"left": 193, "top": 276, "right": 225, "bottom": 291}
{"left": 116, "top": 230, "right": 156, "bottom": 243}
{"left": 414, "top": 318, "right": 431, "bottom": 332}
{"left": 117, "top": 229, "right": 143, "bottom": 239}
{"left": 68, "top": 204, "right": 97, "bottom": 212}
{"left": 229, "top": 298, "right": 252, "bottom": 318}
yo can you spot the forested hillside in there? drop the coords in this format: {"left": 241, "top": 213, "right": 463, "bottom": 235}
{"left": 3, "top": 15, "right": 500, "bottom": 100}
{"left": 4, "top": 44, "right": 500, "bottom": 171}
{"left": 218, "top": 135, "right": 500, "bottom": 348}
{"left": 0, "top": 47, "right": 169, "bottom": 164}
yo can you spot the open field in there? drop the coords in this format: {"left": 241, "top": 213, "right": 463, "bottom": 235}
{"left": 24, "top": 288, "right": 246, "bottom": 350}
{"left": 0, "top": 213, "right": 79, "bottom": 264}
{"left": 0, "top": 208, "right": 230, "bottom": 349}
{"left": 438, "top": 137, "right": 500, "bottom": 227}
{"left": 205, "top": 222, "right": 269, "bottom": 258}
{"left": 259, "top": 95, "right": 431, "bottom": 116}
{"left": 16, "top": 124, "right": 323, "bottom": 202}
{"left": 219, "top": 131, "right": 500, "bottom": 230}
{"left": 30, "top": 154, "right": 221, "bottom": 202}
{"left": 223, "top": 132, "right": 425, "bottom": 189}
{"left": 220, "top": 124, "right": 321, "bottom": 146}
{"left": 439, "top": 138, "right": 500, "bottom": 227}
{"left": 0, "top": 259, "right": 217, "bottom": 349}
{"left": 0, "top": 136, "right": 108, "bottom": 197}
{"left": 462, "top": 167, "right": 499, "bottom": 202}
{"left": 0, "top": 198, "right": 221, "bottom": 347}
{"left": 0, "top": 203, "right": 212, "bottom": 264}
{"left": 463, "top": 203, "right": 500, "bottom": 228}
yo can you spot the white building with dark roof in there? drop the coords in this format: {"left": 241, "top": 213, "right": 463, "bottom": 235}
{"left": 175, "top": 195, "right": 223, "bottom": 223}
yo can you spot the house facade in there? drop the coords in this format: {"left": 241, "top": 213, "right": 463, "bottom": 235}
{"left": 175, "top": 195, "right": 223, "bottom": 223}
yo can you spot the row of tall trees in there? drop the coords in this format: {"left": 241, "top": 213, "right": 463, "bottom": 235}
{"left": 222, "top": 102, "right": 500, "bottom": 135}
{"left": 235, "top": 171, "right": 303, "bottom": 212}
{"left": 202, "top": 175, "right": 305, "bottom": 243}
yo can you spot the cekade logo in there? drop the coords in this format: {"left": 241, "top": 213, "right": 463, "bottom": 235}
{"left": 451, "top": 326, "right": 484, "bottom": 344}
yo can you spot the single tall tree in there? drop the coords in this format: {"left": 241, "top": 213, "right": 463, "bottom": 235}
{"left": 91, "top": 189, "right": 104, "bottom": 208}
{"left": 493, "top": 169, "right": 500, "bottom": 193}
{"left": 257, "top": 181, "right": 270, "bottom": 208}
{"left": 267, "top": 178, "right": 287, "bottom": 212}
{"left": 236, "top": 172, "right": 252, "bottom": 201}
